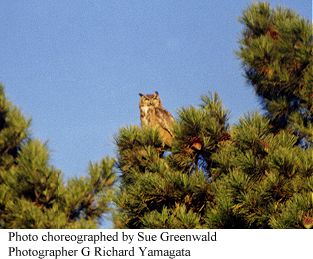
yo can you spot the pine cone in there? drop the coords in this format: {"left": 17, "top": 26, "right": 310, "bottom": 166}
{"left": 190, "top": 137, "right": 202, "bottom": 151}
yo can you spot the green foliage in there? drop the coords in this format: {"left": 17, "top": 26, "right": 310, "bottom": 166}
{"left": 170, "top": 92, "right": 230, "bottom": 174}
{"left": 142, "top": 205, "right": 202, "bottom": 229}
{"left": 270, "top": 191, "right": 313, "bottom": 228}
{"left": 0, "top": 84, "right": 29, "bottom": 171}
{"left": 210, "top": 112, "right": 313, "bottom": 228}
{"left": 0, "top": 85, "right": 116, "bottom": 228}
{"left": 114, "top": 167, "right": 212, "bottom": 228}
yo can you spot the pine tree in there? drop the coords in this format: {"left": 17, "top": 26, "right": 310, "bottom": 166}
{"left": 114, "top": 93, "right": 229, "bottom": 228}
{"left": 208, "top": 112, "right": 313, "bottom": 228}
{"left": 237, "top": 2, "right": 312, "bottom": 146}
{"left": 207, "top": 2, "right": 313, "bottom": 229}
{"left": 0, "top": 85, "right": 116, "bottom": 228}
{"left": 114, "top": 2, "right": 313, "bottom": 229}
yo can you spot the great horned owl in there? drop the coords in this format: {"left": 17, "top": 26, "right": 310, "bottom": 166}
{"left": 139, "top": 91, "right": 174, "bottom": 146}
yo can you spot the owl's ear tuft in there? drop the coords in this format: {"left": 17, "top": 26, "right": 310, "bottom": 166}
{"left": 154, "top": 91, "right": 159, "bottom": 96}
{"left": 139, "top": 93, "right": 144, "bottom": 97}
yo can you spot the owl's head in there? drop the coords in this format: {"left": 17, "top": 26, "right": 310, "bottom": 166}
{"left": 139, "top": 91, "right": 162, "bottom": 107}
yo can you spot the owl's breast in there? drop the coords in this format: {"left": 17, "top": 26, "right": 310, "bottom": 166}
{"left": 140, "top": 106, "right": 149, "bottom": 114}
{"left": 140, "top": 106, "right": 154, "bottom": 126}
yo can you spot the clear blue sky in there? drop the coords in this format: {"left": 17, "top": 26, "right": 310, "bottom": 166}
{"left": 0, "top": 0, "right": 311, "bottom": 179}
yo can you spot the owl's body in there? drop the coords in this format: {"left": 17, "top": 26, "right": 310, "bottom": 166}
{"left": 139, "top": 91, "right": 174, "bottom": 146}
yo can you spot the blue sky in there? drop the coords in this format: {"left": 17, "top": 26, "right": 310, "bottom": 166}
{"left": 0, "top": 0, "right": 311, "bottom": 179}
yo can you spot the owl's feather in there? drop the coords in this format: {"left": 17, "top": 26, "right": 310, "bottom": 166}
{"left": 155, "top": 107, "right": 174, "bottom": 136}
